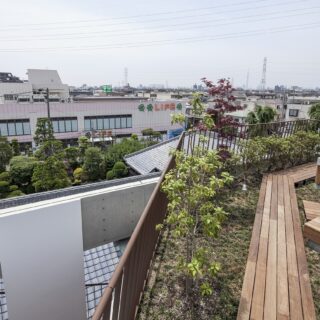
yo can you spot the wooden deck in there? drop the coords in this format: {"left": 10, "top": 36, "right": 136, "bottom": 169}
{"left": 237, "top": 163, "right": 317, "bottom": 320}
{"left": 303, "top": 200, "right": 320, "bottom": 221}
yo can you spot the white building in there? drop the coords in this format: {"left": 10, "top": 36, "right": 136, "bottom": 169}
{"left": 0, "top": 70, "right": 186, "bottom": 147}
{"left": 0, "top": 69, "right": 69, "bottom": 104}
{"left": 0, "top": 97, "right": 185, "bottom": 147}
{"left": 285, "top": 96, "right": 320, "bottom": 121}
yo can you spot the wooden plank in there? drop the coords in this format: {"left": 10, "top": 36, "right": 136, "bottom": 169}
{"left": 304, "top": 220, "right": 320, "bottom": 244}
{"left": 264, "top": 175, "right": 278, "bottom": 320}
{"left": 237, "top": 176, "right": 268, "bottom": 320}
{"left": 303, "top": 200, "right": 320, "bottom": 221}
{"left": 289, "top": 177, "right": 316, "bottom": 320}
{"left": 250, "top": 175, "right": 273, "bottom": 320}
{"left": 277, "top": 175, "right": 290, "bottom": 320}
{"left": 283, "top": 175, "right": 303, "bottom": 320}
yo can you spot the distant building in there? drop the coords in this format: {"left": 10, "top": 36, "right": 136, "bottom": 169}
{"left": 0, "top": 69, "right": 69, "bottom": 104}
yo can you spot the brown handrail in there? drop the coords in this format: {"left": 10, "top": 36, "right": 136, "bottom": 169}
{"left": 92, "top": 132, "right": 185, "bottom": 320}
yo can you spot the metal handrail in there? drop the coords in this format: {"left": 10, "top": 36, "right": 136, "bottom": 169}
{"left": 92, "top": 132, "right": 185, "bottom": 320}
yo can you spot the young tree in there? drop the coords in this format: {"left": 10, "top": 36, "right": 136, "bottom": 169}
{"left": 246, "top": 105, "right": 277, "bottom": 124}
{"left": 308, "top": 103, "right": 320, "bottom": 121}
{"left": 34, "top": 118, "right": 55, "bottom": 146}
{"left": 0, "top": 137, "right": 13, "bottom": 172}
{"left": 83, "top": 147, "right": 104, "bottom": 181}
{"left": 202, "top": 78, "right": 243, "bottom": 128}
{"left": 35, "top": 139, "right": 65, "bottom": 160}
{"left": 32, "top": 156, "right": 70, "bottom": 192}
{"left": 11, "top": 139, "right": 20, "bottom": 156}
{"left": 65, "top": 146, "right": 80, "bottom": 170}
{"left": 78, "top": 136, "right": 90, "bottom": 163}
{"left": 160, "top": 146, "right": 233, "bottom": 298}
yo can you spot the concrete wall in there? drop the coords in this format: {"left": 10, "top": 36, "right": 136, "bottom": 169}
{"left": 0, "top": 200, "right": 87, "bottom": 320}
{"left": 0, "top": 176, "right": 157, "bottom": 319}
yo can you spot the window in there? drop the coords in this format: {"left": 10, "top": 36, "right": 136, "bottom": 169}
{"left": 289, "top": 109, "right": 299, "bottom": 117}
{"left": 0, "top": 119, "right": 31, "bottom": 136}
{"left": 97, "top": 118, "right": 103, "bottom": 130}
{"left": 121, "top": 117, "right": 126, "bottom": 128}
{"left": 126, "top": 116, "right": 132, "bottom": 128}
{"left": 4, "top": 94, "right": 17, "bottom": 101}
{"left": 103, "top": 118, "right": 109, "bottom": 129}
{"left": 84, "top": 119, "right": 90, "bottom": 131}
{"left": 84, "top": 115, "right": 132, "bottom": 131}
{"left": 51, "top": 117, "right": 78, "bottom": 133}
{"left": 115, "top": 117, "right": 121, "bottom": 129}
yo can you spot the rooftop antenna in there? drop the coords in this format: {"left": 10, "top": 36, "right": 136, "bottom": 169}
{"left": 260, "top": 57, "right": 267, "bottom": 91}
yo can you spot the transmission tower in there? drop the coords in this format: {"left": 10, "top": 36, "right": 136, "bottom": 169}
{"left": 124, "top": 67, "right": 128, "bottom": 87}
{"left": 260, "top": 57, "right": 267, "bottom": 91}
{"left": 246, "top": 69, "right": 250, "bottom": 90}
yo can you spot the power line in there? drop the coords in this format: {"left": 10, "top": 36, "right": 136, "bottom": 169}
{"left": 0, "top": 22, "right": 319, "bottom": 53}
{"left": 1, "top": 6, "right": 319, "bottom": 42}
{"left": 0, "top": 0, "right": 281, "bottom": 29}
{"left": 0, "top": 0, "right": 311, "bottom": 32}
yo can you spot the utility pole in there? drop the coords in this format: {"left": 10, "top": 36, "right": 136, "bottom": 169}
{"left": 45, "top": 88, "right": 51, "bottom": 120}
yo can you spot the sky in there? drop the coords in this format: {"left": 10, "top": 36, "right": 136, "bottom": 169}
{"left": 1, "top": 0, "right": 320, "bottom": 88}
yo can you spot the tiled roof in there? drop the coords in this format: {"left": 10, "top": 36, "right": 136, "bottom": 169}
{"left": 124, "top": 137, "right": 180, "bottom": 175}
{"left": 0, "top": 241, "right": 125, "bottom": 320}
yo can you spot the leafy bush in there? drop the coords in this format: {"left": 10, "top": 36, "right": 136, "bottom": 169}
{"left": 106, "top": 170, "right": 116, "bottom": 180}
{"left": 106, "top": 161, "right": 128, "bottom": 180}
{"left": 0, "top": 180, "right": 10, "bottom": 197}
{"left": 6, "top": 190, "right": 25, "bottom": 198}
{"left": 83, "top": 147, "right": 104, "bottom": 181}
{"left": 9, "top": 185, "right": 19, "bottom": 192}
{"left": 240, "top": 131, "right": 320, "bottom": 176}
{"left": 32, "top": 156, "right": 71, "bottom": 192}
{"left": 73, "top": 167, "right": 85, "bottom": 184}
{"left": 113, "top": 161, "right": 128, "bottom": 178}
{"left": 9, "top": 156, "right": 38, "bottom": 188}
{"left": 0, "top": 171, "right": 11, "bottom": 182}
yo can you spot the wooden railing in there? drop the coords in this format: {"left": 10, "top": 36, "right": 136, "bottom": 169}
{"left": 92, "top": 133, "right": 185, "bottom": 320}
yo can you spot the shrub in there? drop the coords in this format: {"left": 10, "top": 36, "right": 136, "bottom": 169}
{"left": 0, "top": 171, "right": 11, "bottom": 182}
{"left": 9, "top": 156, "right": 38, "bottom": 188}
{"left": 112, "top": 161, "right": 128, "bottom": 178}
{"left": 73, "top": 167, "right": 85, "bottom": 184}
{"left": 0, "top": 180, "right": 10, "bottom": 196}
{"left": 32, "top": 156, "right": 71, "bottom": 192}
{"left": 6, "top": 190, "right": 25, "bottom": 198}
{"left": 9, "top": 185, "right": 19, "bottom": 192}
{"left": 106, "top": 170, "right": 116, "bottom": 180}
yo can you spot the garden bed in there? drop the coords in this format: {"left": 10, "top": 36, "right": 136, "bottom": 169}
{"left": 137, "top": 178, "right": 320, "bottom": 319}
{"left": 137, "top": 181, "right": 260, "bottom": 320}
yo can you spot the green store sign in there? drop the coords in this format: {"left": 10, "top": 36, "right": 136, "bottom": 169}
{"left": 138, "top": 102, "right": 182, "bottom": 112}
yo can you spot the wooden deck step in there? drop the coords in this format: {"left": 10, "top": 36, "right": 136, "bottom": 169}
{"left": 303, "top": 200, "right": 320, "bottom": 221}
{"left": 304, "top": 217, "right": 320, "bottom": 245}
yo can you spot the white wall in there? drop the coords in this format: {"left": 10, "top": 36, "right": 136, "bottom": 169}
{"left": 0, "top": 200, "right": 86, "bottom": 320}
